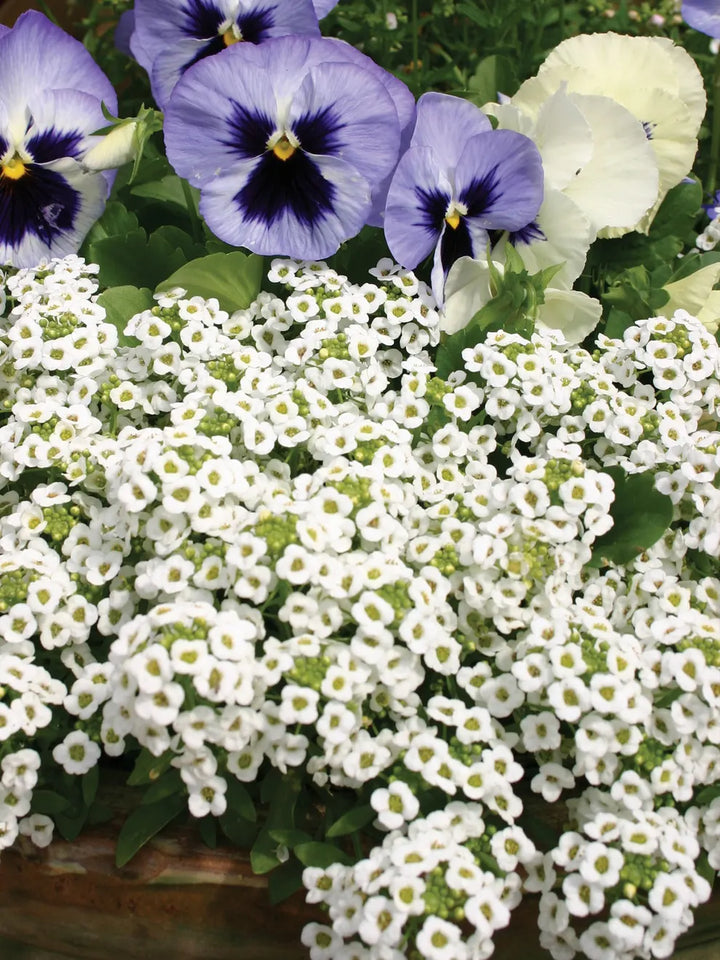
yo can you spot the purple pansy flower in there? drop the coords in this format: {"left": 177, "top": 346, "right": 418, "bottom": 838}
{"left": 164, "top": 36, "right": 403, "bottom": 259}
{"left": 682, "top": 0, "right": 720, "bottom": 37}
{"left": 0, "top": 12, "right": 118, "bottom": 268}
{"left": 383, "top": 93, "right": 544, "bottom": 304}
{"left": 131, "top": 0, "right": 321, "bottom": 109}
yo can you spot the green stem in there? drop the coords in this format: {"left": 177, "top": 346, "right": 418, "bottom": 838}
{"left": 707, "top": 54, "right": 720, "bottom": 198}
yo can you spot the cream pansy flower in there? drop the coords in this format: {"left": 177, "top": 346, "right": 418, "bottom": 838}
{"left": 508, "top": 33, "right": 706, "bottom": 233}
{"left": 487, "top": 88, "right": 656, "bottom": 279}
{"left": 442, "top": 255, "right": 602, "bottom": 345}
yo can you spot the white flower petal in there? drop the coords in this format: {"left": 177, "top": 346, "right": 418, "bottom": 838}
{"left": 496, "top": 188, "right": 593, "bottom": 289}
{"left": 536, "top": 288, "right": 603, "bottom": 344}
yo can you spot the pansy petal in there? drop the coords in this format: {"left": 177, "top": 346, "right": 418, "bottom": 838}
{"left": 683, "top": 0, "right": 720, "bottom": 38}
{"left": 441, "top": 255, "right": 494, "bottom": 335}
{"left": 538, "top": 32, "right": 706, "bottom": 130}
{"left": 454, "top": 129, "right": 544, "bottom": 232}
{"left": 499, "top": 189, "right": 593, "bottom": 289}
{"left": 0, "top": 157, "right": 106, "bottom": 268}
{"left": 0, "top": 12, "right": 116, "bottom": 125}
{"left": 151, "top": 39, "right": 228, "bottom": 110}
{"left": 25, "top": 89, "right": 116, "bottom": 195}
{"left": 662, "top": 263, "right": 720, "bottom": 318}
{"left": 300, "top": 37, "right": 414, "bottom": 227}
{"left": 288, "top": 61, "right": 400, "bottom": 187}
{"left": 114, "top": 9, "right": 136, "bottom": 56}
{"left": 411, "top": 92, "right": 492, "bottom": 171}
{"left": 199, "top": 151, "right": 370, "bottom": 259}
{"left": 317, "top": 39, "right": 415, "bottom": 137}
{"left": 25, "top": 90, "right": 106, "bottom": 163}
{"left": 384, "top": 146, "right": 453, "bottom": 270}
{"left": 561, "top": 93, "right": 658, "bottom": 235}
{"left": 164, "top": 44, "right": 282, "bottom": 183}
{"left": 533, "top": 89, "right": 593, "bottom": 193}
{"left": 536, "top": 288, "right": 602, "bottom": 344}
{"left": 313, "top": 0, "right": 338, "bottom": 15}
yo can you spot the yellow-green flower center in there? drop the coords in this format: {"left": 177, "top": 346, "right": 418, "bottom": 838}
{"left": 2, "top": 156, "right": 27, "bottom": 180}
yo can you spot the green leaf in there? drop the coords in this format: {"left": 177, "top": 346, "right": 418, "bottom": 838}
{"left": 97, "top": 285, "right": 153, "bottom": 345}
{"left": 31, "top": 789, "right": 72, "bottom": 817}
{"left": 326, "top": 804, "right": 375, "bottom": 839}
{"left": 225, "top": 778, "right": 256, "bottom": 823}
{"left": 127, "top": 748, "right": 174, "bottom": 786}
{"left": 219, "top": 811, "right": 257, "bottom": 848}
{"left": 293, "top": 841, "right": 353, "bottom": 869}
{"left": 267, "top": 859, "right": 305, "bottom": 905}
{"left": 466, "top": 54, "right": 517, "bottom": 106}
{"left": 250, "top": 827, "right": 284, "bottom": 875}
{"left": 115, "top": 794, "right": 186, "bottom": 868}
{"left": 589, "top": 468, "right": 674, "bottom": 567}
{"left": 140, "top": 769, "right": 183, "bottom": 806}
{"left": 693, "top": 783, "right": 720, "bottom": 806}
{"left": 54, "top": 805, "right": 91, "bottom": 842}
{"left": 81, "top": 201, "right": 140, "bottom": 247}
{"left": 696, "top": 851, "right": 716, "bottom": 887}
{"left": 81, "top": 765, "right": 100, "bottom": 808}
{"left": 199, "top": 816, "right": 217, "bottom": 849}
{"left": 268, "top": 828, "right": 313, "bottom": 848}
{"left": 87, "top": 226, "right": 194, "bottom": 289}
{"left": 131, "top": 174, "right": 198, "bottom": 210}
{"left": 155, "top": 251, "right": 264, "bottom": 313}
{"left": 648, "top": 178, "right": 703, "bottom": 244}
{"left": 250, "top": 769, "right": 303, "bottom": 875}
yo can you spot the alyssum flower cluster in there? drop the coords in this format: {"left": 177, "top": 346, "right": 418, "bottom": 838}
{"left": 0, "top": 251, "right": 718, "bottom": 960}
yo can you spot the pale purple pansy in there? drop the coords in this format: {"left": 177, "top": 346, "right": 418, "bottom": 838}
{"left": 0, "top": 12, "right": 118, "bottom": 267}
{"left": 383, "top": 92, "right": 544, "bottom": 304}
{"left": 164, "top": 36, "right": 404, "bottom": 259}
{"left": 130, "top": 0, "right": 322, "bottom": 109}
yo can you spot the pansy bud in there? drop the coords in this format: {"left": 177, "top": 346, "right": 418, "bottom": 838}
{"left": 83, "top": 121, "right": 138, "bottom": 172}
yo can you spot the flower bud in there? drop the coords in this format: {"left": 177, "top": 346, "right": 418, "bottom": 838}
{"left": 83, "top": 121, "right": 138, "bottom": 171}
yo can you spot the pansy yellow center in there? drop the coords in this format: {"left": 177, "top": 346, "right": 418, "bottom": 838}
{"left": 1, "top": 155, "right": 27, "bottom": 180}
{"left": 272, "top": 135, "right": 296, "bottom": 162}
{"left": 219, "top": 19, "right": 242, "bottom": 46}
{"left": 444, "top": 200, "right": 467, "bottom": 231}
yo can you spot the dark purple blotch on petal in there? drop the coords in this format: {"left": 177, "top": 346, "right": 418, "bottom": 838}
{"left": 236, "top": 7, "right": 277, "bottom": 42}
{"left": 26, "top": 127, "right": 84, "bottom": 164}
{"left": 183, "top": 4, "right": 277, "bottom": 71}
{"left": 236, "top": 149, "right": 335, "bottom": 228}
{"left": 0, "top": 165, "right": 79, "bottom": 246}
{"left": 459, "top": 167, "right": 502, "bottom": 220}
{"left": 510, "top": 220, "right": 547, "bottom": 246}
{"left": 439, "top": 219, "right": 474, "bottom": 273}
{"left": 223, "top": 101, "right": 275, "bottom": 159}
{"left": 293, "top": 105, "right": 344, "bottom": 156}
{"left": 181, "top": 0, "right": 224, "bottom": 39}
{"left": 413, "top": 185, "right": 450, "bottom": 240}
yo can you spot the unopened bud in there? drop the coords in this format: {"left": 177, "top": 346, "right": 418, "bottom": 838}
{"left": 84, "top": 121, "right": 138, "bottom": 171}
